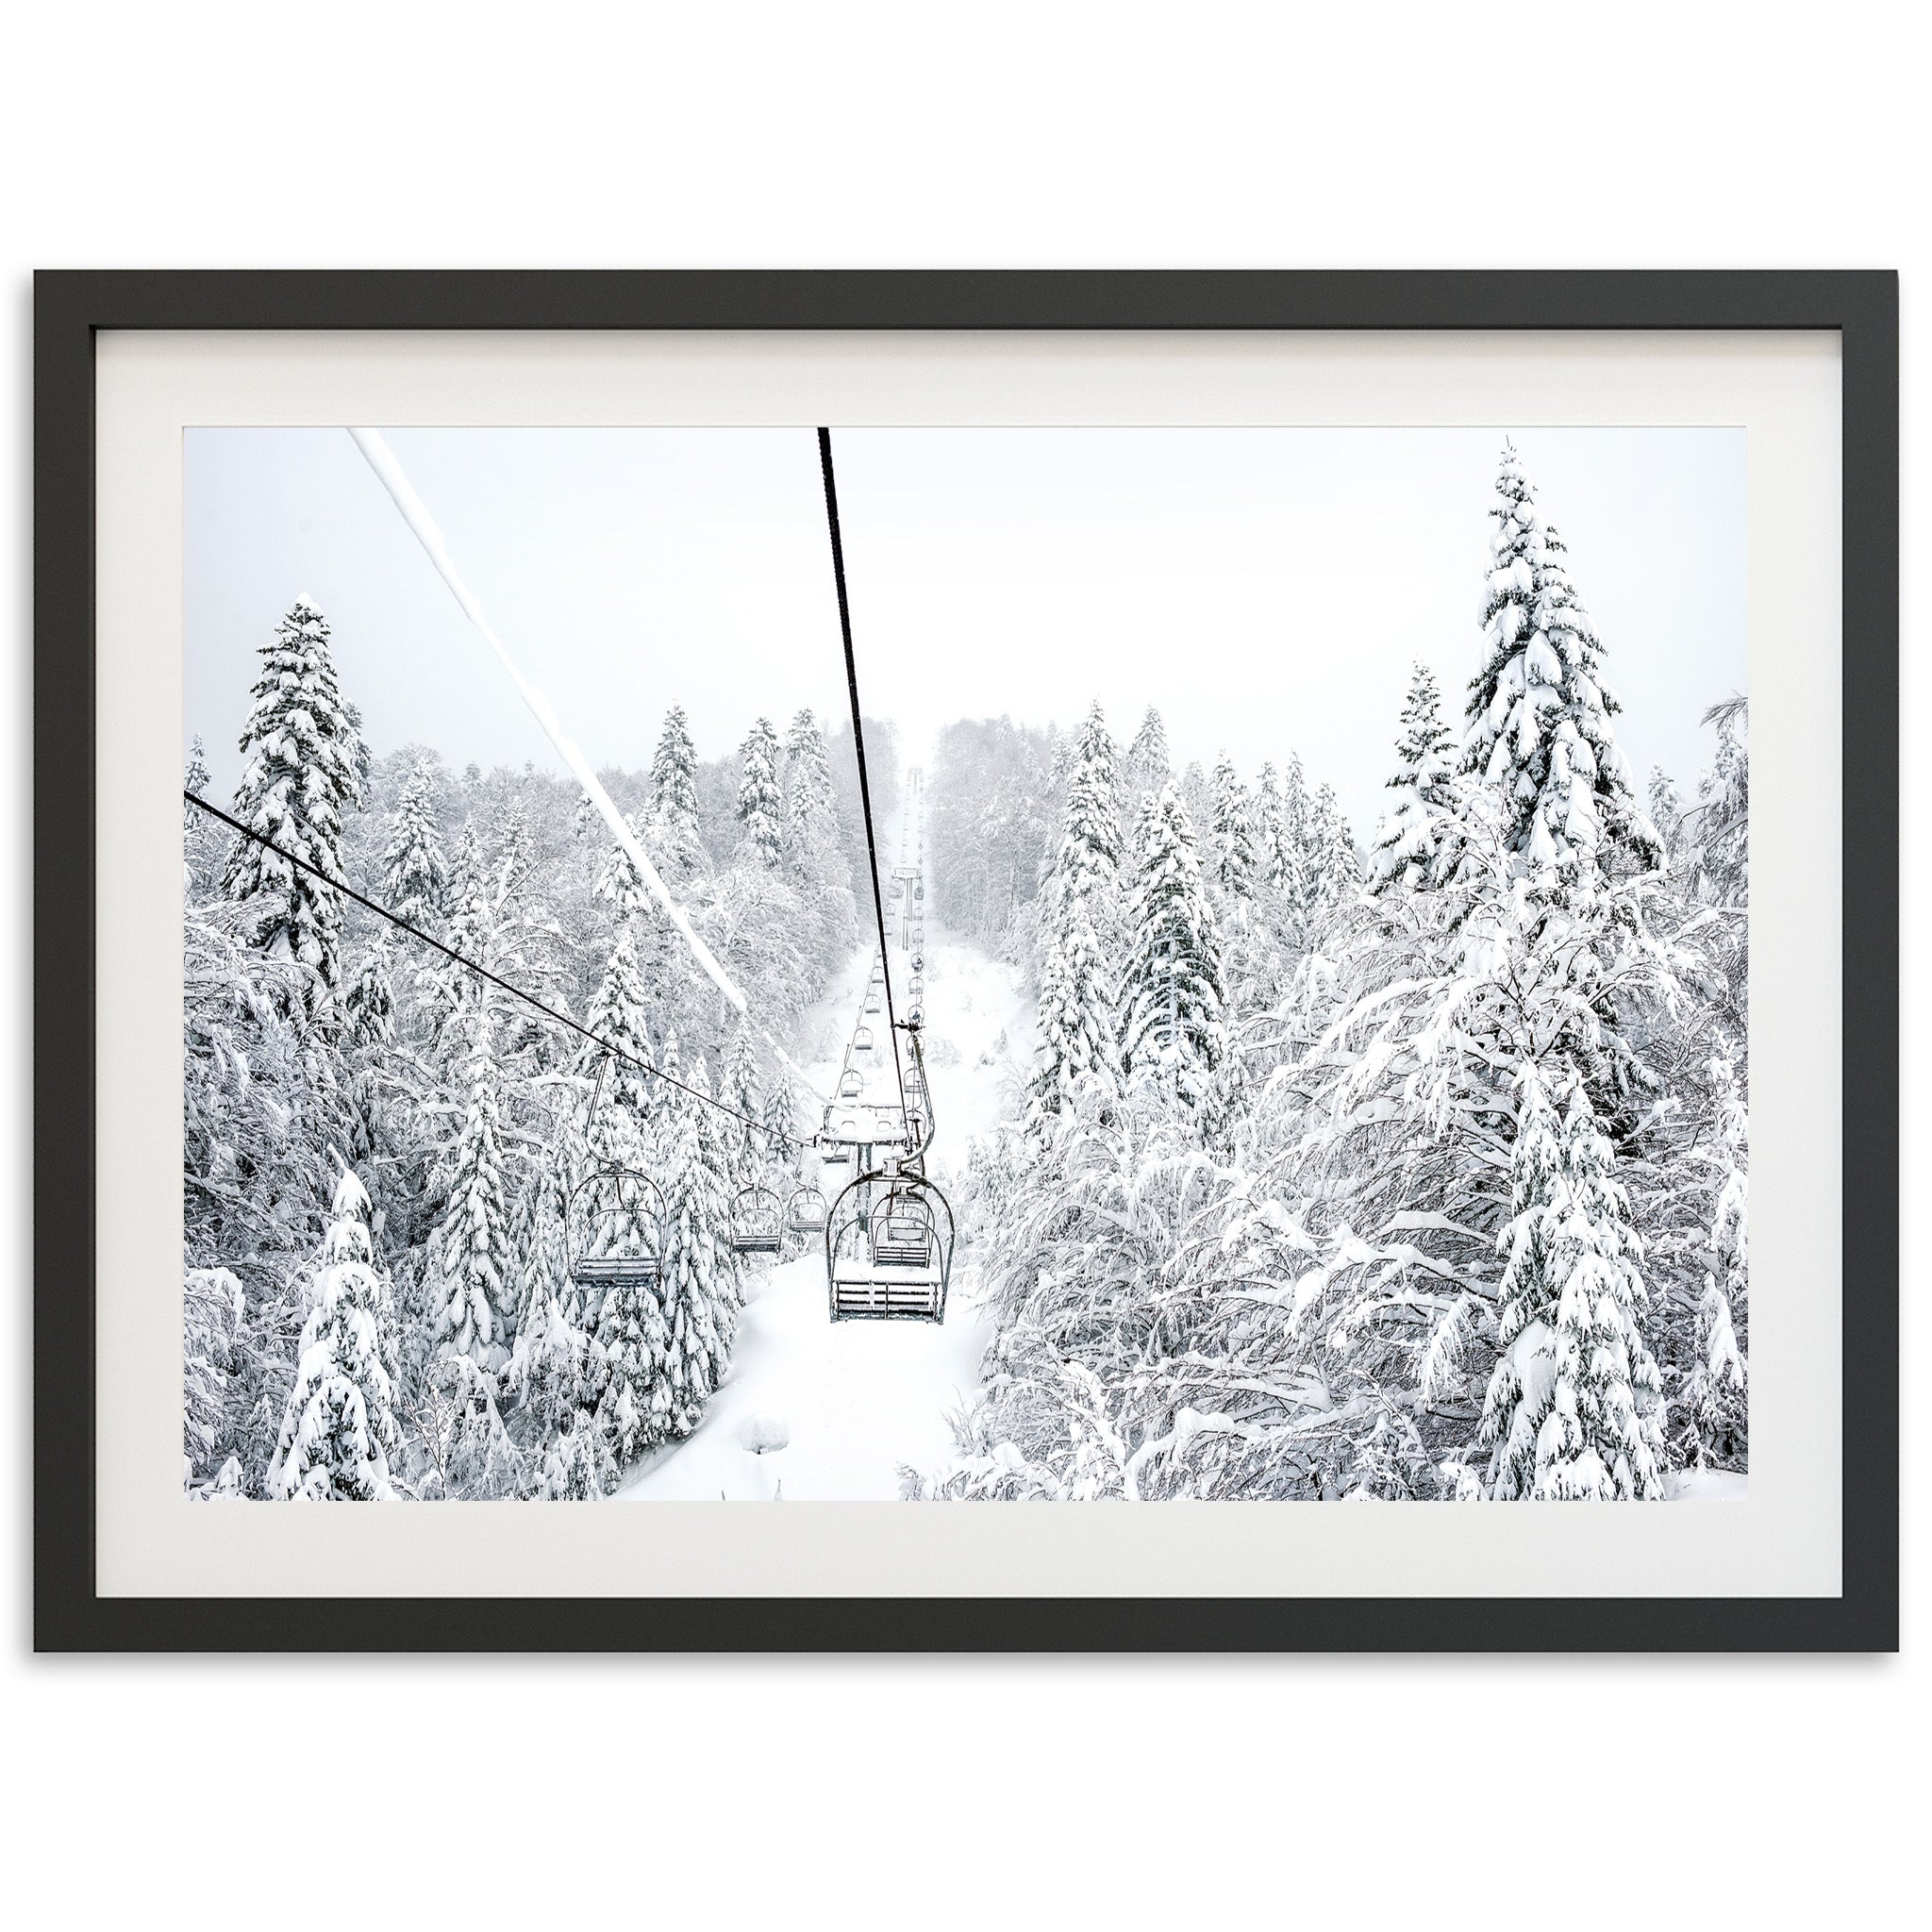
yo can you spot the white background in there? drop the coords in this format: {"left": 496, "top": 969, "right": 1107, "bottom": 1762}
{"left": 0, "top": 4, "right": 1919, "bottom": 1927}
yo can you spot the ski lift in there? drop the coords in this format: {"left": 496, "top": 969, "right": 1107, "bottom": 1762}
{"left": 913, "top": 883, "right": 924, "bottom": 902}
{"left": 910, "top": 953, "right": 924, "bottom": 974}
{"left": 839, "top": 1067, "right": 864, "bottom": 1098}
{"left": 729, "top": 1184, "right": 784, "bottom": 1256}
{"left": 825, "top": 1166, "right": 955, "bottom": 1323}
{"left": 853, "top": 1024, "right": 874, "bottom": 1052}
{"left": 909, "top": 975, "right": 924, "bottom": 1001}
{"left": 820, "top": 1140, "right": 853, "bottom": 1170}
{"left": 912, "top": 924, "right": 924, "bottom": 944}
{"left": 566, "top": 1165, "right": 665, "bottom": 1291}
{"left": 863, "top": 991, "right": 882, "bottom": 1016}
{"left": 786, "top": 1184, "right": 828, "bottom": 1236}
{"left": 907, "top": 1005, "right": 924, "bottom": 1027}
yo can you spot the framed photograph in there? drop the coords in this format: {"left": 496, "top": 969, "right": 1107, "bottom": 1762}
{"left": 34, "top": 271, "right": 1897, "bottom": 1651}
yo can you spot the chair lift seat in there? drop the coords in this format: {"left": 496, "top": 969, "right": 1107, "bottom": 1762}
{"left": 571, "top": 1254, "right": 660, "bottom": 1287}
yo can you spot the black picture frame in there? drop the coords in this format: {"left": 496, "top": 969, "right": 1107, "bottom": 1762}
{"left": 33, "top": 270, "right": 1899, "bottom": 1653}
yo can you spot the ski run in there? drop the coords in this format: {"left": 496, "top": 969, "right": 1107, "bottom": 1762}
{"left": 183, "top": 440, "right": 1748, "bottom": 1505}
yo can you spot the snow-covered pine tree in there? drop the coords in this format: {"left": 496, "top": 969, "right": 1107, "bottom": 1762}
{"left": 1690, "top": 694, "right": 1748, "bottom": 910}
{"left": 591, "top": 809, "right": 654, "bottom": 923}
{"left": 220, "top": 597, "right": 364, "bottom": 1010}
{"left": 718, "top": 1021, "right": 766, "bottom": 1193}
{"left": 1026, "top": 890, "right": 1121, "bottom": 1136}
{"left": 759, "top": 1080, "right": 800, "bottom": 1184}
{"left": 1481, "top": 1068, "right": 1665, "bottom": 1500}
{"left": 582, "top": 923, "right": 658, "bottom": 1165}
{"left": 1052, "top": 701, "right": 1124, "bottom": 912}
{"left": 423, "top": 817, "right": 490, "bottom": 1055}
{"left": 1120, "top": 785, "right": 1227, "bottom": 1117}
{"left": 736, "top": 716, "right": 786, "bottom": 869}
{"left": 650, "top": 704, "right": 706, "bottom": 875}
{"left": 1250, "top": 762, "right": 1300, "bottom": 903}
{"left": 1459, "top": 449, "right": 1658, "bottom": 892}
{"left": 1209, "top": 753, "right": 1257, "bottom": 900}
{"left": 431, "top": 1024, "right": 516, "bottom": 1369}
{"left": 783, "top": 708, "right": 837, "bottom": 824}
{"left": 1646, "top": 766, "right": 1682, "bottom": 864}
{"left": 380, "top": 763, "right": 450, "bottom": 930}
{"left": 1673, "top": 1046, "right": 1748, "bottom": 1469}
{"left": 267, "top": 1164, "right": 401, "bottom": 1501}
{"left": 582, "top": 1081, "right": 675, "bottom": 1475}
{"left": 342, "top": 934, "right": 397, "bottom": 1050}
{"left": 341, "top": 933, "right": 397, "bottom": 1164}
{"left": 184, "top": 1265, "right": 244, "bottom": 1487}
{"left": 653, "top": 1050, "right": 739, "bottom": 1439}
{"left": 1308, "top": 783, "right": 1362, "bottom": 906}
{"left": 1126, "top": 706, "right": 1172, "bottom": 808}
{"left": 501, "top": 1148, "right": 595, "bottom": 1442}
{"left": 1370, "top": 661, "right": 1456, "bottom": 891}
{"left": 186, "top": 733, "right": 210, "bottom": 802}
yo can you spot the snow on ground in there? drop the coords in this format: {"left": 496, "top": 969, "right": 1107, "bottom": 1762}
{"left": 620, "top": 815, "right": 1034, "bottom": 1502}
{"left": 1664, "top": 1469, "right": 1749, "bottom": 1501}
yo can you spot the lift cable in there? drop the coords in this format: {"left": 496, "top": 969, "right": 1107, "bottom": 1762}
{"left": 816, "top": 426, "right": 910, "bottom": 1137}
{"left": 186, "top": 788, "right": 806, "bottom": 1150}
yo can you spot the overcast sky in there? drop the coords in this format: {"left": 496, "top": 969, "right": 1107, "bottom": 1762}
{"left": 185, "top": 425, "right": 1746, "bottom": 836}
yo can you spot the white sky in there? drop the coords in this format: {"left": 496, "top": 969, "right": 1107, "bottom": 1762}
{"left": 185, "top": 425, "right": 1746, "bottom": 834}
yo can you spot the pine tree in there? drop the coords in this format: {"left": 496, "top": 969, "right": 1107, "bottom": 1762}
{"left": 650, "top": 705, "right": 706, "bottom": 875}
{"left": 1126, "top": 706, "right": 1172, "bottom": 807}
{"left": 1370, "top": 661, "right": 1456, "bottom": 891}
{"left": 1690, "top": 695, "right": 1748, "bottom": 909}
{"left": 1647, "top": 765, "right": 1683, "bottom": 864}
{"left": 1209, "top": 754, "right": 1257, "bottom": 899}
{"left": 592, "top": 809, "right": 654, "bottom": 922}
{"left": 425, "top": 818, "right": 490, "bottom": 1054}
{"left": 1481, "top": 1069, "right": 1665, "bottom": 1500}
{"left": 736, "top": 716, "right": 786, "bottom": 868}
{"left": 1252, "top": 761, "right": 1306, "bottom": 904}
{"left": 268, "top": 1165, "right": 400, "bottom": 1501}
{"left": 783, "top": 708, "right": 838, "bottom": 843}
{"left": 654, "top": 1054, "right": 739, "bottom": 1439}
{"left": 1307, "top": 783, "right": 1361, "bottom": 905}
{"left": 342, "top": 934, "right": 396, "bottom": 1050}
{"left": 582, "top": 923, "right": 658, "bottom": 1165}
{"left": 1052, "top": 701, "right": 1124, "bottom": 914}
{"left": 719, "top": 1021, "right": 766, "bottom": 1192}
{"left": 380, "top": 764, "right": 449, "bottom": 929}
{"left": 1674, "top": 1047, "right": 1748, "bottom": 1469}
{"left": 432, "top": 1027, "right": 515, "bottom": 1368}
{"left": 1027, "top": 892, "right": 1121, "bottom": 1133}
{"left": 1120, "top": 786, "right": 1227, "bottom": 1116}
{"left": 185, "top": 733, "right": 210, "bottom": 801}
{"left": 502, "top": 1149, "right": 593, "bottom": 1440}
{"left": 1459, "top": 448, "right": 1657, "bottom": 891}
{"left": 759, "top": 1081, "right": 800, "bottom": 1186}
{"left": 1278, "top": 749, "right": 1316, "bottom": 891}
{"left": 221, "top": 598, "right": 364, "bottom": 1008}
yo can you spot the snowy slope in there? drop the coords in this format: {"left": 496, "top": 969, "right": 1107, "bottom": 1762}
{"left": 619, "top": 853, "right": 1034, "bottom": 1502}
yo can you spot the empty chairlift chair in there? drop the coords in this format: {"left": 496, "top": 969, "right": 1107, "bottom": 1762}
{"left": 839, "top": 1067, "right": 864, "bottom": 1098}
{"left": 566, "top": 1166, "right": 666, "bottom": 1294}
{"left": 852, "top": 1024, "right": 874, "bottom": 1053}
{"left": 825, "top": 1168, "right": 955, "bottom": 1323}
{"left": 786, "top": 1184, "right": 829, "bottom": 1238}
{"left": 729, "top": 1185, "right": 783, "bottom": 1257}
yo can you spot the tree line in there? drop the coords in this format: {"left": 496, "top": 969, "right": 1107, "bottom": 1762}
{"left": 184, "top": 605, "right": 869, "bottom": 1500}
{"left": 923, "top": 444, "right": 1748, "bottom": 1501}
